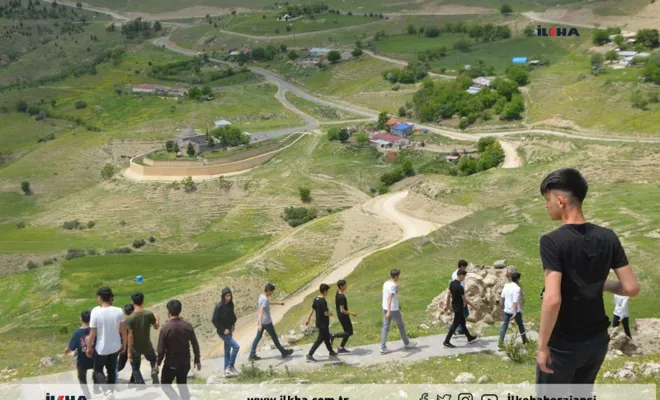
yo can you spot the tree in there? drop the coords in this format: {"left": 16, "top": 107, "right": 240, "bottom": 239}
{"left": 453, "top": 39, "right": 471, "bottom": 52}
{"left": 298, "top": 186, "right": 311, "bottom": 202}
{"left": 50, "top": 99, "right": 57, "bottom": 108}
{"left": 500, "top": 4, "right": 512, "bottom": 15}
{"left": 406, "top": 24, "right": 417, "bottom": 35}
{"left": 605, "top": 50, "right": 619, "bottom": 63}
{"left": 165, "top": 140, "right": 175, "bottom": 152}
{"left": 16, "top": 99, "right": 28, "bottom": 113}
{"left": 75, "top": 100, "right": 87, "bottom": 109}
{"left": 423, "top": 25, "right": 439, "bottom": 38}
{"left": 338, "top": 128, "right": 349, "bottom": 143}
{"left": 287, "top": 49, "right": 299, "bottom": 60}
{"left": 101, "top": 164, "right": 116, "bottom": 180}
{"left": 327, "top": 50, "right": 341, "bottom": 63}
{"left": 398, "top": 106, "right": 407, "bottom": 117}
{"left": 21, "top": 181, "right": 31, "bottom": 195}
{"left": 202, "top": 86, "right": 213, "bottom": 96}
{"left": 327, "top": 127, "right": 340, "bottom": 141}
{"left": 189, "top": 86, "right": 202, "bottom": 100}
{"left": 523, "top": 25, "right": 535, "bottom": 37}
{"left": 286, "top": 25, "right": 292, "bottom": 32}
{"left": 182, "top": 176, "right": 196, "bottom": 192}
{"left": 500, "top": 94, "right": 525, "bottom": 120}
{"left": 591, "top": 53, "right": 604, "bottom": 66}
{"left": 642, "top": 55, "right": 660, "bottom": 84}
{"left": 187, "top": 143, "right": 195, "bottom": 157}
{"left": 491, "top": 77, "right": 519, "bottom": 101}
{"left": 401, "top": 159, "right": 414, "bottom": 177}
{"left": 212, "top": 125, "right": 250, "bottom": 147}
{"left": 505, "top": 65, "right": 529, "bottom": 86}
{"left": 154, "top": 21, "right": 162, "bottom": 31}
{"left": 636, "top": 29, "right": 659, "bottom": 48}
{"left": 279, "top": 44, "right": 287, "bottom": 52}
{"left": 613, "top": 34, "right": 624, "bottom": 47}
{"left": 76, "top": 2, "right": 82, "bottom": 7}
{"left": 593, "top": 30, "right": 610, "bottom": 45}
{"left": 355, "top": 132, "right": 369, "bottom": 145}
{"left": 377, "top": 111, "right": 389, "bottom": 130}
{"left": 351, "top": 48, "right": 363, "bottom": 57}
{"left": 477, "top": 136, "right": 497, "bottom": 153}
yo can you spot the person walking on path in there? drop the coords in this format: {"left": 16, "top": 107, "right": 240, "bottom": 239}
{"left": 380, "top": 269, "right": 418, "bottom": 354}
{"left": 249, "top": 283, "right": 294, "bottom": 361}
{"left": 127, "top": 292, "right": 160, "bottom": 385}
{"left": 443, "top": 270, "right": 478, "bottom": 348}
{"left": 447, "top": 260, "right": 469, "bottom": 335}
{"left": 305, "top": 284, "right": 338, "bottom": 362}
{"left": 499, "top": 272, "right": 528, "bottom": 346}
{"left": 86, "top": 287, "right": 126, "bottom": 400}
{"left": 612, "top": 294, "right": 632, "bottom": 338}
{"left": 117, "top": 304, "right": 134, "bottom": 384}
{"left": 212, "top": 287, "right": 240, "bottom": 377}
{"left": 536, "top": 168, "right": 639, "bottom": 394}
{"left": 157, "top": 300, "right": 201, "bottom": 400}
{"left": 64, "top": 310, "right": 97, "bottom": 399}
{"left": 332, "top": 279, "right": 357, "bottom": 353}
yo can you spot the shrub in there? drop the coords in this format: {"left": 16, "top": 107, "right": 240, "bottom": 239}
{"left": 27, "top": 260, "right": 38, "bottom": 270}
{"left": 105, "top": 247, "right": 132, "bottom": 254}
{"left": 17, "top": 221, "right": 26, "bottom": 229}
{"left": 100, "top": 164, "right": 116, "bottom": 180}
{"left": 502, "top": 335, "right": 537, "bottom": 363}
{"left": 87, "top": 249, "right": 97, "bottom": 255}
{"left": 351, "top": 48, "right": 363, "bottom": 57}
{"left": 87, "top": 221, "right": 96, "bottom": 229}
{"left": 378, "top": 185, "right": 389, "bottom": 195}
{"left": 133, "top": 239, "right": 146, "bottom": 248}
{"left": 16, "top": 99, "right": 28, "bottom": 113}
{"left": 21, "top": 181, "right": 31, "bottom": 195}
{"left": 477, "top": 137, "right": 497, "bottom": 153}
{"left": 65, "top": 248, "right": 86, "bottom": 260}
{"left": 27, "top": 105, "right": 42, "bottom": 116}
{"left": 148, "top": 236, "right": 156, "bottom": 243}
{"left": 182, "top": 176, "right": 196, "bottom": 193}
{"left": 38, "top": 133, "right": 56, "bottom": 143}
{"left": 283, "top": 207, "right": 318, "bottom": 227}
{"left": 298, "top": 187, "right": 311, "bottom": 203}
{"left": 165, "top": 140, "right": 176, "bottom": 152}
{"left": 327, "top": 50, "right": 341, "bottom": 63}
{"left": 119, "top": 220, "right": 128, "bottom": 226}
{"left": 63, "top": 220, "right": 82, "bottom": 230}
{"left": 43, "top": 258, "right": 54, "bottom": 265}
{"left": 74, "top": 100, "right": 87, "bottom": 109}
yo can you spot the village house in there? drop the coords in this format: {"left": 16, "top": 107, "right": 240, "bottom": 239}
{"left": 309, "top": 48, "right": 332, "bottom": 57}
{"left": 133, "top": 84, "right": 158, "bottom": 94}
{"left": 391, "top": 123, "right": 413, "bottom": 137}
{"left": 371, "top": 133, "right": 408, "bottom": 148}
{"left": 385, "top": 118, "right": 401, "bottom": 128}
{"left": 467, "top": 86, "right": 482, "bottom": 95}
{"left": 472, "top": 77, "right": 492, "bottom": 88}
{"left": 175, "top": 128, "right": 208, "bottom": 154}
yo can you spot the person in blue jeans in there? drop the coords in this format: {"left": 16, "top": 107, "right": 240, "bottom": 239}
{"left": 212, "top": 287, "right": 240, "bottom": 377}
{"left": 499, "top": 272, "right": 528, "bottom": 346}
{"left": 248, "top": 283, "right": 294, "bottom": 361}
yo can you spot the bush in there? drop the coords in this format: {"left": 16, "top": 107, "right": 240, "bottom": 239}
{"left": 378, "top": 185, "right": 389, "bottom": 195}
{"left": 351, "top": 48, "right": 363, "bottom": 57}
{"left": 17, "top": 221, "right": 26, "bottom": 229}
{"left": 298, "top": 187, "right": 311, "bottom": 203}
{"left": 87, "top": 249, "right": 97, "bottom": 255}
{"left": 327, "top": 50, "right": 341, "bottom": 63}
{"left": 477, "top": 137, "right": 497, "bottom": 153}
{"left": 100, "top": 164, "right": 116, "bottom": 180}
{"left": 133, "top": 239, "right": 146, "bottom": 249}
{"left": 287, "top": 50, "right": 299, "bottom": 60}
{"left": 87, "top": 221, "right": 96, "bottom": 229}
{"left": 75, "top": 100, "right": 87, "bottom": 109}
{"left": 119, "top": 220, "right": 128, "bottom": 226}
{"left": 43, "top": 258, "right": 54, "bottom": 265}
{"left": 593, "top": 30, "right": 610, "bottom": 45}
{"left": 27, "top": 105, "right": 42, "bottom": 116}
{"left": 502, "top": 335, "right": 537, "bottom": 363}
{"left": 105, "top": 247, "right": 132, "bottom": 254}
{"left": 423, "top": 25, "right": 439, "bottom": 38}
{"left": 148, "top": 236, "right": 156, "bottom": 243}
{"left": 16, "top": 99, "right": 28, "bottom": 113}
{"left": 21, "top": 181, "right": 31, "bottom": 195}
{"left": 182, "top": 176, "right": 196, "bottom": 193}
{"left": 283, "top": 207, "right": 318, "bottom": 227}
{"left": 165, "top": 140, "right": 176, "bottom": 152}
{"left": 38, "top": 133, "right": 56, "bottom": 143}
{"left": 63, "top": 220, "right": 82, "bottom": 230}
{"left": 65, "top": 248, "right": 86, "bottom": 260}
{"left": 27, "top": 260, "right": 38, "bottom": 270}
{"left": 505, "top": 65, "right": 529, "bottom": 86}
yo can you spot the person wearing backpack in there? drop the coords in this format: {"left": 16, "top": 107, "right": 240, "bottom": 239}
{"left": 212, "top": 287, "right": 240, "bottom": 377}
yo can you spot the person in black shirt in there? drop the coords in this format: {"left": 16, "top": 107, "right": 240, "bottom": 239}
{"left": 443, "top": 270, "right": 478, "bottom": 348}
{"left": 64, "top": 310, "right": 98, "bottom": 398}
{"left": 537, "top": 169, "right": 639, "bottom": 393}
{"left": 331, "top": 279, "right": 358, "bottom": 353}
{"left": 305, "top": 284, "right": 338, "bottom": 362}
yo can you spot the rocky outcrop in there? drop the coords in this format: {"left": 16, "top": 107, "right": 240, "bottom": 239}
{"left": 608, "top": 327, "right": 639, "bottom": 355}
{"left": 454, "top": 372, "right": 476, "bottom": 383}
{"left": 603, "top": 362, "right": 660, "bottom": 381}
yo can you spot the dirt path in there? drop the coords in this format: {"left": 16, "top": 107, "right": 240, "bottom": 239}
{"left": 499, "top": 140, "right": 521, "bottom": 169}
{"left": 361, "top": 49, "right": 454, "bottom": 79}
{"left": 210, "top": 190, "right": 438, "bottom": 357}
{"left": 522, "top": 11, "right": 597, "bottom": 28}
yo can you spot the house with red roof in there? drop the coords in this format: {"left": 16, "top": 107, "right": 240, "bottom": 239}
{"left": 371, "top": 133, "right": 408, "bottom": 148}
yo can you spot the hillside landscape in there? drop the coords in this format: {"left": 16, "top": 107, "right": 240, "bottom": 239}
{"left": 0, "top": 0, "right": 659, "bottom": 391}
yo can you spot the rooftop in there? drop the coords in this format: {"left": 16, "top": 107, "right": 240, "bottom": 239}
{"left": 371, "top": 139, "right": 392, "bottom": 146}
{"left": 215, "top": 119, "right": 232, "bottom": 126}
{"left": 176, "top": 128, "right": 204, "bottom": 138}
{"left": 385, "top": 118, "right": 401, "bottom": 126}
{"left": 393, "top": 123, "right": 412, "bottom": 130}
{"left": 373, "top": 133, "right": 402, "bottom": 143}
{"left": 134, "top": 84, "right": 157, "bottom": 89}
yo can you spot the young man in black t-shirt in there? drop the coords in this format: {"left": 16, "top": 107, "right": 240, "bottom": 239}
{"left": 64, "top": 310, "right": 97, "bottom": 398}
{"left": 537, "top": 168, "right": 639, "bottom": 392}
{"left": 331, "top": 279, "right": 358, "bottom": 353}
{"left": 443, "top": 270, "right": 478, "bottom": 348}
{"left": 305, "top": 283, "right": 338, "bottom": 362}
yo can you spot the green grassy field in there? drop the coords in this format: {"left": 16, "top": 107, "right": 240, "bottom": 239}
{"left": 275, "top": 137, "right": 660, "bottom": 346}
{"left": 0, "top": 113, "right": 75, "bottom": 153}
{"left": 284, "top": 92, "right": 365, "bottom": 121}
{"left": 219, "top": 12, "right": 382, "bottom": 36}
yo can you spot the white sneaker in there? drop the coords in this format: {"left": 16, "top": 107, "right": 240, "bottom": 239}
{"left": 380, "top": 347, "right": 389, "bottom": 354}
{"left": 102, "top": 391, "right": 115, "bottom": 400}
{"left": 404, "top": 340, "right": 418, "bottom": 349}
{"left": 229, "top": 366, "right": 241, "bottom": 376}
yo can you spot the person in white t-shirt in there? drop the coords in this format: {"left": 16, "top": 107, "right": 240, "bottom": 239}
{"left": 499, "top": 272, "right": 528, "bottom": 345}
{"left": 86, "top": 286, "right": 126, "bottom": 400}
{"left": 380, "top": 269, "right": 417, "bottom": 354}
{"left": 612, "top": 295, "right": 631, "bottom": 338}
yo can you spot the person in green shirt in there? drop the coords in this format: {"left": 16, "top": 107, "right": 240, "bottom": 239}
{"left": 127, "top": 292, "right": 160, "bottom": 385}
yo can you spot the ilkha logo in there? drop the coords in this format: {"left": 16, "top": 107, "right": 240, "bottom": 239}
{"left": 537, "top": 25, "right": 580, "bottom": 37}
{"left": 45, "top": 393, "right": 87, "bottom": 400}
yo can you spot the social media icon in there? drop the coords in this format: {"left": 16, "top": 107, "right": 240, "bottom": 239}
{"left": 482, "top": 395, "right": 498, "bottom": 400}
{"left": 458, "top": 393, "right": 473, "bottom": 400}
{"left": 438, "top": 395, "right": 452, "bottom": 400}
{"left": 420, "top": 393, "right": 429, "bottom": 400}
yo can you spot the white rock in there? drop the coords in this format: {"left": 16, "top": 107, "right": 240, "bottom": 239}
{"left": 478, "top": 375, "right": 491, "bottom": 384}
{"left": 501, "top": 356, "right": 512, "bottom": 362}
{"left": 40, "top": 357, "right": 53, "bottom": 367}
{"left": 419, "top": 324, "right": 430, "bottom": 330}
{"left": 624, "top": 362, "right": 638, "bottom": 371}
{"left": 398, "top": 390, "right": 408, "bottom": 398}
{"left": 206, "top": 376, "right": 221, "bottom": 384}
{"left": 614, "top": 369, "right": 635, "bottom": 380}
{"left": 640, "top": 363, "right": 660, "bottom": 377}
{"left": 454, "top": 372, "right": 476, "bottom": 384}
{"left": 603, "top": 371, "right": 614, "bottom": 379}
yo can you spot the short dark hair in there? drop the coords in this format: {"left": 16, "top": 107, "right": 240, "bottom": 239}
{"left": 337, "top": 279, "right": 347, "bottom": 288}
{"left": 390, "top": 269, "right": 401, "bottom": 278}
{"left": 457, "top": 270, "right": 467, "bottom": 277}
{"left": 265, "top": 283, "right": 276, "bottom": 292}
{"left": 458, "top": 259, "right": 468, "bottom": 268}
{"left": 511, "top": 272, "right": 521, "bottom": 283}
{"left": 131, "top": 292, "right": 144, "bottom": 306}
{"left": 167, "top": 299, "right": 182, "bottom": 316}
{"left": 124, "top": 304, "right": 134, "bottom": 316}
{"left": 80, "top": 310, "right": 91, "bottom": 324}
{"left": 540, "top": 168, "right": 588, "bottom": 204}
{"left": 97, "top": 286, "right": 113, "bottom": 302}
{"left": 320, "top": 283, "right": 330, "bottom": 293}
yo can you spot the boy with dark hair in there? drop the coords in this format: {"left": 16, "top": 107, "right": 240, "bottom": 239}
{"left": 332, "top": 279, "right": 357, "bottom": 353}
{"left": 499, "top": 272, "right": 528, "bottom": 346}
{"left": 305, "top": 283, "right": 338, "bottom": 362}
{"left": 448, "top": 260, "right": 469, "bottom": 334}
{"left": 443, "top": 270, "right": 478, "bottom": 348}
{"left": 249, "top": 283, "right": 294, "bottom": 361}
{"left": 212, "top": 287, "right": 240, "bottom": 377}
{"left": 380, "top": 269, "right": 417, "bottom": 354}
{"left": 157, "top": 300, "right": 201, "bottom": 400}
{"left": 86, "top": 287, "right": 126, "bottom": 400}
{"left": 537, "top": 168, "right": 639, "bottom": 392}
{"left": 64, "top": 310, "right": 96, "bottom": 399}
{"left": 127, "top": 292, "right": 160, "bottom": 385}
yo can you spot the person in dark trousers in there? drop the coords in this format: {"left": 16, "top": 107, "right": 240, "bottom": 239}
{"left": 157, "top": 300, "right": 201, "bottom": 400}
{"left": 127, "top": 293, "right": 160, "bottom": 385}
{"left": 305, "top": 283, "right": 338, "bottom": 362}
{"left": 499, "top": 272, "right": 528, "bottom": 346}
{"left": 86, "top": 287, "right": 126, "bottom": 400}
{"left": 117, "top": 304, "right": 135, "bottom": 384}
{"left": 332, "top": 279, "right": 358, "bottom": 353}
{"left": 249, "top": 283, "right": 294, "bottom": 361}
{"left": 443, "top": 270, "right": 478, "bottom": 348}
{"left": 64, "top": 310, "right": 98, "bottom": 399}
{"left": 536, "top": 168, "right": 639, "bottom": 397}
{"left": 447, "top": 260, "right": 469, "bottom": 335}
{"left": 612, "top": 294, "right": 632, "bottom": 338}
{"left": 212, "top": 287, "right": 240, "bottom": 377}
